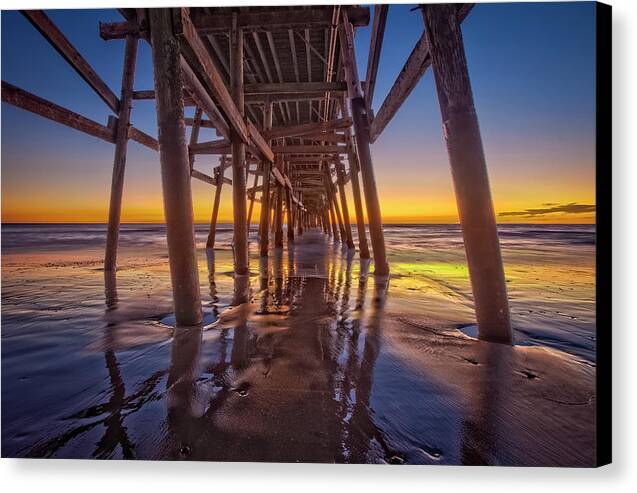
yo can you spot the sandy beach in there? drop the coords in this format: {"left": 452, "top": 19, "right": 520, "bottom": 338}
{"left": 1, "top": 224, "right": 596, "bottom": 464}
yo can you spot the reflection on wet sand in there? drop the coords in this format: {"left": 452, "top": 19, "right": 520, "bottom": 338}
{"left": 3, "top": 229, "right": 595, "bottom": 465}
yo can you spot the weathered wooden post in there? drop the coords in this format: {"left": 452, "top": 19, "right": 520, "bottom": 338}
{"left": 325, "top": 165, "right": 347, "bottom": 241}
{"left": 246, "top": 172, "right": 259, "bottom": 229}
{"left": 259, "top": 101, "right": 273, "bottom": 257}
{"left": 341, "top": 99, "right": 370, "bottom": 259}
{"left": 339, "top": 12, "right": 389, "bottom": 275}
{"left": 149, "top": 9, "right": 202, "bottom": 326}
{"left": 334, "top": 160, "right": 356, "bottom": 250}
{"left": 328, "top": 200, "right": 339, "bottom": 239}
{"left": 274, "top": 179, "right": 284, "bottom": 248}
{"left": 104, "top": 35, "right": 138, "bottom": 272}
{"left": 230, "top": 18, "right": 249, "bottom": 275}
{"left": 285, "top": 188, "right": 295, "bottom": 243}
{"left": 422, "top": 4, "right": 512, "bottom": 343}
{"left": 206, "top": 161, "right": 224, "bottom": 249}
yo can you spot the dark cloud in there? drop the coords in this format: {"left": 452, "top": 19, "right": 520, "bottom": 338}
{"left": 498, "top": 202, "right": 596, "bottom": 218}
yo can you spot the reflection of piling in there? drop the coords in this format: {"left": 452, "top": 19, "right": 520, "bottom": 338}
{"left": 422, "top": 4, "right": 511, "bottom": 343}
{"left": 149, "top": 9, "right": 202, "bottom": 326}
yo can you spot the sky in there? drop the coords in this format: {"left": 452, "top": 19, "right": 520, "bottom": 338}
{"left": 1, "top": 3, "right": 597, "bottom": 224}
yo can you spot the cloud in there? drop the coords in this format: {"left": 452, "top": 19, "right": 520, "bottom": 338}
{"left": 498, "top": 202, "right": 596, "bottom": 218}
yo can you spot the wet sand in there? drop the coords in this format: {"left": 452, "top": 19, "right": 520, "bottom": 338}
{"left": 1, "top": 225, "right": 596, "bottom": 465}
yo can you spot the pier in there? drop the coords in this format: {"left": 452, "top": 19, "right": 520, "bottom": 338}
{"left": 2, "top": 4, "right": 511, "bottom": 342}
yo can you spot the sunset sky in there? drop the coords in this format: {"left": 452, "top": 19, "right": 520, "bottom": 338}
{"left": 1, "top": 3, "right": 597, "bottom": 224}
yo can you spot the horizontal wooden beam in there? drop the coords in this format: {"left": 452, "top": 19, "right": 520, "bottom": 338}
{"left": 128, "top": 126, "right": 159, "bottom": 151}
{"left": 245, "top": 81, "right": 346, "bottom": 95}
{"left": 23, "top": 10, "right": 120, "bottom": 113}
{"left": 2, "top": 80, "right": 115, "bottom": 142}
{"left": 369, "top": 4, "right": 473, "bottom": 143}
{"left": 263, "top": 117, "right": 352, "bottom": 140}
{"left": 245, "top": 91, "right": 331, "bottom": 103}
{"left": 191, "top": 168, "right": 217, "bottom": 186}
{"left": 190, "top": 139, "right": 230, "bottom": 155}
{"left": 247, "top": 120, "right": 275, "bottom": 162}
{"left": 190, "top": 6, "right": 370, "bottom": 33}
{"left": 272, "top": 144, "right": 349, "bottom": 154}
{"left": 99, "top": 20, "right": 140, "bottom": 40}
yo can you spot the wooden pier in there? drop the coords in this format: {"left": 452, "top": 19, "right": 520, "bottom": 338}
{"left": 1, "top": 4, "right": 512, "bottom": 342}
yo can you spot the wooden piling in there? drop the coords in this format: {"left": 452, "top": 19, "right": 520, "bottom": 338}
{"left": 341, "top": 100, "right": 370, "bottom": 259}
{"left": 230, "top": 20, "right": 249, "bottom": 275}
{"left": 422, "top": 4, "right": 512, "bottom": 343}
{"left": 259, "top": 101, "right": 273, "bottom": 257}
{"left": 149, "top": 9, "right": 202, "bottom": 326}
{"left": 274, "top": 181, "right": 284, "bottom": 248}
{"left": 328, "top": 200, "right": 339, "bottom": 239}
{"left": 335, "top": 161, "right": 356, "bottom": 250}
{"left": 206, "top": 163, "right": 224, "bottom": 249}
{"left": 246, "top": 172, "right": 259, "bottom": 229}
{"left": 339, "top": 14, "right": 389, "bottom": 275}
{"left": 285, "top": 188, "right": 295, "bottom": 243}
{"left": 104, "top": 35, "right": 138, "bottom": 272}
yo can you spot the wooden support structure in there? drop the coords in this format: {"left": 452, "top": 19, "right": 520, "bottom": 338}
{"left": 149, "top": 8, "right": 202, "bottom": 326}
{"left": 2, "top": 81, "right": 115, "bottom": 142}
{"left": 104, "top": 35, "right": 138, "bottom": 272}
{"left": 369, "top": 4, "right": 473, "bottom": 143}
{"left": 334, "top": 162, "right": 355, "bottom": 250}
{"left": 245, "top": 81, "right": 346, "bottom": 95}
{"left": 229, "top": 18, "right": 250, "bottom": 275}
{"left": 364, "top": 5, "right": 388, "bottom": 111}
{"left": 422, "top": 4, "right": 511, "bottom": 343}
{"left": 339, "top": 12, "right": 389, "bottom": 275}
{"left": 206, "top": 161, "right": 226, "bottom": 249}
{"left": 246, "top": 172, "right": 260, "bottom": 229}
{"left": 259, "top": 101, "right": 273, "bottom": 257}
{"left": 324, "top": 166, "right": 346, "bottom": 242}
{"left": 274, "top": 155, "right": 285, "bottom": 248}
{"left": 285, "top": 188, "right": 295, "bottom": 243}
{"left": 23, "top": 10, "right": 120, "bottom": 113}
{"left": 341, "top": 99, "right": 371, "bottom": 259}
{"left": 263, "top": 118, "right": 352, "bottom": 140}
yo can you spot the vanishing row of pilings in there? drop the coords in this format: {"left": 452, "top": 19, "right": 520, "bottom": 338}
{"left": 2, "top": 5, "right": 512, "bottom": 343}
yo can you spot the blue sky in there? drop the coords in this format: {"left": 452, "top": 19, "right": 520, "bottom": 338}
{"left": 1, "top": 3, "right": 597, "bottom": 223}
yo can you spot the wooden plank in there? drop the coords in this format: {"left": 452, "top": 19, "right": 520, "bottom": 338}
{"left": 297, "top": 132, "right": 348, "bottom": 143}
{"left": 176, "top": 8, "right": 249, "bottom": 143}
{"left": 247, "top": 120, "right": 275, "bottom": 162}
{"left": 364, "top": 5, "right": 388, "bottom": 108}
{"left": 2, "top": 80, "right": 115, "bottom": 142}
{"left": 23, "top": 10, "right": 120, "bottom": 113}
{"left": 185, "top": 117, "right": 216, "bottom": 128}
{"left": 271, "top": 167, "right": 286, "bottom": 187}
{"left": 189, "top": 6, "right": 370, "bottom": 33}
{"left": 369, "top": 4, "right": 473, "bottom": 143}
{"left": 190, "top": 139, "right": 230, "bottom": 154}
{"left": 191, "top": 168, "right": 216, "bottom": 186}
{"left": 99, "top": 20, "right": 140, "bottom": 40}
{"left": 244, "top": 81, "right": 346, "bottom": 95}
{"left": 245, "top": 92, "right": 331, "bottom": 103}
{"left": 271, "top": 144, "right": 349, "bottom": 154}
{"left": 179, "top": 54, "right": 231, "bottom": 140}
{"left": 128, "top": 126, "right": 159, "bottom": 151}
{"left": 263, "top": 117, "right": 352, "bottom": 140}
